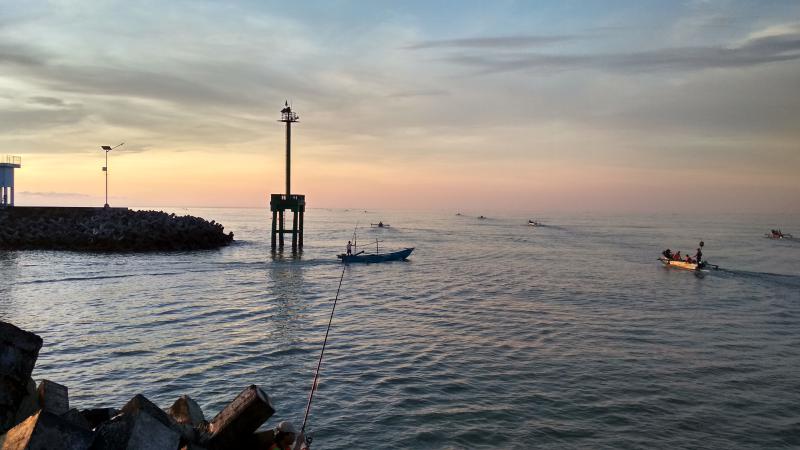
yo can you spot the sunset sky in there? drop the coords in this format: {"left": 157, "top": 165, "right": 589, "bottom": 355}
{"left": 1, "top": 0, "right": 799, "bottom": 212}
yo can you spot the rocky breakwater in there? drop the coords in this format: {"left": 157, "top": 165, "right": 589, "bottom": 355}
{"left": 0, "top": 207, "right": 233, "bottom": 251}
{"left": 0, "top": 321, "right": 300, "bottom": 450}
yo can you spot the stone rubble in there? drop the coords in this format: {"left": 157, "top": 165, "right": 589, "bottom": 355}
{"left": 0, "top": 207, "right": 234, "bottom": 251}
{"left": 0, "top": 322, "right": 290, "bottom": 450}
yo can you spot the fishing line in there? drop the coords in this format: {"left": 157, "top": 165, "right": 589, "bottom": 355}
{"left": 300, "top": 223, "right": 355, "bottom": 442}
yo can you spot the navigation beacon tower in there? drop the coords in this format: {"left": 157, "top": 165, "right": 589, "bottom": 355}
{"left": 0, "top": 155, "right": 21, "bottom": 208}
{"left": 270, "top": 101, "right": 305, "bottom": 251}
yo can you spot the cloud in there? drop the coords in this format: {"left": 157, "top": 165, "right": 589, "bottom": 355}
{"left": 436, "top": 27, "right": 800, "bottom": 74}
{"left": 0, "top": 42, "right": 47, "bottom": 66}
{"left": 18, "top": 191, "right": 91, "bottom": 198}
{"left": 386, "top": 89, "right": 449, "bottom": 98}
{"left": 405, "top": 35, "right": 579, "bottom": 50}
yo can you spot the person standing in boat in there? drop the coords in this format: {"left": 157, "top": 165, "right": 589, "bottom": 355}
{"left": 346, "top": 240, "right": 352, "bottom": 256}
{"left": 694, "top": 247, "right": 702, "bottom": 264}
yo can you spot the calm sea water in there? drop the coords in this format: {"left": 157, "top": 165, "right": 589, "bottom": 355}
{"left": 2, "top": 208, "right": 799, "bottom": 449}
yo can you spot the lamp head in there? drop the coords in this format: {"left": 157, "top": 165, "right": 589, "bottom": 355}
{"left": 101, "top": 146, "right": 112, "bottom": 151}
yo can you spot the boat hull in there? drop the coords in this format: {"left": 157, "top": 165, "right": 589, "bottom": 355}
{"left": 338, "top": 247, "right": 414, "bottom": 263}
{"left": 659, "top": 257, "right": 698, "bottom": 271}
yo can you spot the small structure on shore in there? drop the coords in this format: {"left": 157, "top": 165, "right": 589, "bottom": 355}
{"left": 270, "top": 102, "right": 305, "bottom": 252}
{"left": 0, "top": 321, "right": 291, "bottom": 449}
{"left": 0, "top": 155, "right": 21, "bottom": 208}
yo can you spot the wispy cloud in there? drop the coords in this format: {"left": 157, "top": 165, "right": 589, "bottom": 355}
{"left": 439, "top": 27, "right": 800, "bottom": 74}
{"left": 0, "top": 42, "right": 47, "bottom": 66}
{"left": 405, "top": 35, "right": 579, "bottom": 50}
{"left": 18, "top": 191, "right": 91, "bottom": 198}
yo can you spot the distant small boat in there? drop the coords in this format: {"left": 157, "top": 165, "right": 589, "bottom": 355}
{"left": 338, "top": 247, "right": 413, "bottom": 263}
{"left": 478, "top": 215, "right": 486, "bottom": 220}
{"left": 766, "top": 230, "right": 793, "bottom": 239}
{"left": 455, "top": 212, "right": 462, "bottom": 216}
{"left": 528, "top": 219, "right": 542, "bottom": 227}
{"left": 371, "top": 222, "right": 390, "bottom": 228}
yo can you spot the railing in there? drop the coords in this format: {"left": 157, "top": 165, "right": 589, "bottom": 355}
{"left": 1, "top": 155, "right": 21, "bottom": 165}
{"left": 271, "top": 194, "right": 305, "bottom": 202}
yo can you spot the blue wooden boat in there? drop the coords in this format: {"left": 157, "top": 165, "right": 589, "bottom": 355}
{"left": 338, "top": 247, "right": 414, "bottom": 263}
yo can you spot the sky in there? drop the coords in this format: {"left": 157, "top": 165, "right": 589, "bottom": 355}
{"left": 1, "top": 0, "right": 799, "bottom": 213}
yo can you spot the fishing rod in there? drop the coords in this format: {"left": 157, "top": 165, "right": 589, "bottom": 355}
{"left": 300, "top": 223, "right": 356, "bottom": 445}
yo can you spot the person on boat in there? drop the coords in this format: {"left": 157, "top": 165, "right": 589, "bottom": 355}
{"left": 346, "top": 240, "right": 352, "bottom": 256}
{"left": 662, "top": 249, "right": 673, "bottom": 259}
{"left": 269, "top": 421, "right": 307, "bottom": 450}
{"left": 673, "top": 250, "right": 681, "bottom": 261}
{"left": 685, "top": 254, "right": 693, "bottom": 264}
{"left": 378, "top": 221, "right": 383, "bottom": 227}
{"left": 694, "top": 247, "right": 702, "bottom": 264}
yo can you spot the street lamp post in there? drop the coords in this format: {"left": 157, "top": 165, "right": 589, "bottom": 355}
{"left": 101, "top": 143, "right": 124, "bottom": 207}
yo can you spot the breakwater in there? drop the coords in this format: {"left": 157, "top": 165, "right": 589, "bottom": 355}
{"left": 0, "top": 207, "right": 233, "bottom": 251}
{"left": 0, "top": 321, "right": 293, "bottom": 450}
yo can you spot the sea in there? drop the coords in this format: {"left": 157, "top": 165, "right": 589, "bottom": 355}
{"left": 2, "top": 208, "right": 799, "bottom": 449}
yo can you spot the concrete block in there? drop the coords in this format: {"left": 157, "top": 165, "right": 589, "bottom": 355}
{"left": 0, "top": 322, "right": 43, "bottom": 434}
{"left": 207, "top": 385, "right": 275, "bottom": 449}
{"left": 12, "top": 378, "right": 38, "bottom": 426}
{"left": 120, "top": 394, "right": 181, "bottom": 435}
{"left": 179, "top": 444, "right": 209, "bottom": 450}
{"left": 0, "top": 322, "right": 43, "bottom": 382}
{"left": 36, "top": 380, "right": 69, "bottom": 415}
{"left": 60, "top": 409, "right": 91, "bottom": 430}
{"left": 92, "top": 410, "right": 180, "bottom": 450}
{"left": 80, "top": 408, "right": 118, "bottom": 430}
{"left": 1, "top": 410, "right": 93, "bottom": 450}
{"left": 167, "top": 395, "right": 204, "bottom": 427}
{"left": 126, "top": 411, "right": 181, "bottom": 450}
{"left": 244, "top": 430, "right": 276, "bottom": 449}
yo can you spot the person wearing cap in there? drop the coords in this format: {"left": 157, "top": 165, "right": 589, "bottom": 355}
{"left": 270, "top": 421, "right": 307, "bottom": 450}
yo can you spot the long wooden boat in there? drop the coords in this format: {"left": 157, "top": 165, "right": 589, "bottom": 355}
{"left": 659, "top": 257, "right": 698, "bottom": 271}
{"left": 338, "top": 247, "right": 414, "bottom": 263}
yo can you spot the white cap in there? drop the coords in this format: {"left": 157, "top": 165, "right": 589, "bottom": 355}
{"left": 275, "top": 420, "right": 298, "bottom": 435}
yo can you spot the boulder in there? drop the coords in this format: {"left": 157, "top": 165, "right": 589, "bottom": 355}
{"left": 1, "top": 410, "right": 93, "bottom": 450}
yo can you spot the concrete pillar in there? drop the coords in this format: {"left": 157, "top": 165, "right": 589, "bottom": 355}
{"left": 278, "top": 211, "right": 284, "bottom": 248}
{"left": 291, "top": 210, "right": 298, "bottom": 250}
{"left": 271, "top": 210, "right": 277, "bottom": 250}
{"left": 298, "top": 210, "right": 304, "bottom": 249}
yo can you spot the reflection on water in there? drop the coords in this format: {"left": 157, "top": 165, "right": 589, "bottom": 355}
{"left": 1, "top": 209, "right": 799, "bottom": 449}
{"left": 0, "top": 251, "right": 19, "bottom": 320}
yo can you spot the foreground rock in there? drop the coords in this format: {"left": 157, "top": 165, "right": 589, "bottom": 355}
{"left": 0, "top": 207, "right": 234, "bottom": 251}
{"left": 0, "top": 321, "right": 293, "bottom": 449}
{"left": 0, "top": 322, "right": 43, "bottom": 434}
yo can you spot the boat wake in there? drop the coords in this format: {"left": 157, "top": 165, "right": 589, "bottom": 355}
{"left": 713, "top": 268, "right": 800, "bottom": 288}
